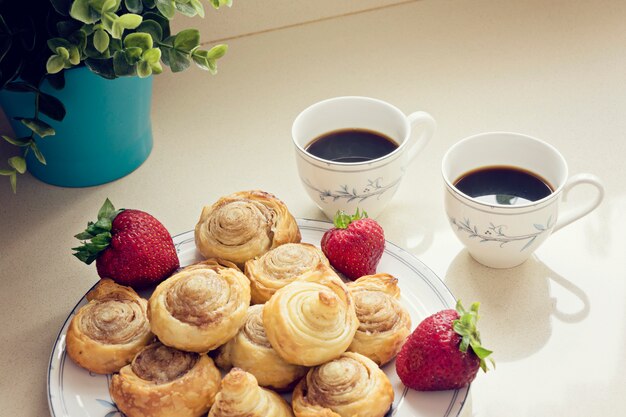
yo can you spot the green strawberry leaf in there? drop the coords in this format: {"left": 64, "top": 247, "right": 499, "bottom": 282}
{"left": 97, "top": 198, "right": 116, "bottom": 220}
{"left": 453, "top": 300, "right": 494, "bottom": 372}
{"left": 73, "top": 199, "right": 123, "bottom": 265}
{"left": 332, "top": 208, "right": 369, "bottom": 229}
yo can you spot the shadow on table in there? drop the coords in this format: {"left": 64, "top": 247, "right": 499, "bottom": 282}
{"left": 444, "top": 249, "right": 589, "bottom": 362}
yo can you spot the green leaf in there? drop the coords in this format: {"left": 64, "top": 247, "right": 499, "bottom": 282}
{"left": 142, "top": 47, "right": 161, "bottom": 64}
{"left": 30, "top": 143, "right": 47, "bottom": 165}
{"left": 47, "top": 38, "right": 72, "bottom": 53}
{"left": 70, "top": 0, "right": 99, "bottom": 24}
{"left": 9, "top": 172, "right": 16, "bottom": 193}
{"left": 125, "top": 0, "right": 143, "bottom": 13}
{"left": 113, "top": 50, "right": 137, "bottom": 76}
{"left": 143, "top": 12, "right": 170, "bottom": 38}
{"left": 175, "top": 0, "right": 197, "bottom": 17}
{"left": 68, "top": 46, "right": 81, "bottom": 65}
{"left": 210, "top": 0, "right": 232, "bottom": 9}
{"left": 0, "top": 169, "right": 15, "bottom": 176}
{"left": 206, "top": 44, "right": 228, "bottom": 59}
{"left": 85, "top": 58, "right": 117, "bottom": 79}
{"left": 19, "top": 118, "right": 55, "bottom": 138}
{"left": 56, "top": 46, "right": 70, "bottom": 60}
{"left": 97, "top": 198, "right": 116, "bottom": 220}
{"left": 79, "top": 23, "right": 96, "bottom": 36}
{"left": 137, "top": 60, "right": 152, "bottom": 78}
{"left": 150, "top": 60, "right": 163, "bottom": 74}
{"left": 155, "top": 0, "right": 176, "bottom": 19}
{"left": 161, "top": 47, "right": 190, "bottom": 72}
{"left": 189, "top": 0, "right": 204, "bottom": 18}
{"left": 2, "top": 135, "right": 30, "bottom": 147}
{"left": 2, "top": 135, "right": 30, "bottom": 146}
{"left": 94, "top": 29, "right": 110, "bottom": 53}
{"left": 124, "top": 32, "right": 153, "bottom": 50}
{"left": 192, "top": 54, "right": 217, "bottom": 74}
{"left": 117, "top": 13, "right": 143, "bottom": 29}
{"left": 38, "top": 92, "right": 67, "bottom": 122}
{"left": 111, "top": 20, "right": 123, "bottom": 39}
{"left": 8, "top": 156, "right": 26, "bottom": 174}
{"left": 101, "top": 12, "right": 116, "bottom": 33}
{"left": 125, "top": 47, "right": 143, "bottom": 64}
{"left": 174, "top": 28, "right": 200, "bottom": 52}
{"left": 136, "top": 20, "right": 163, "bottom": 42}
{"left": 100, "top": 0, "right": 122, "bottom": 13}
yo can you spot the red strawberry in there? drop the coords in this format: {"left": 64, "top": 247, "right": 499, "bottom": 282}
{"left": 320, "top": 209, "right": 385, "bottom": 280}
{"left": 395, "top": 301, "right": 494, "bottom": 391}
{"left": 72, "top": 199, "right": 180, "bottom": 288}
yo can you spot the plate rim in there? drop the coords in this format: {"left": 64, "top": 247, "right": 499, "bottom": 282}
{"left": 47, "top": 218, "right": 469, "bottom": 417}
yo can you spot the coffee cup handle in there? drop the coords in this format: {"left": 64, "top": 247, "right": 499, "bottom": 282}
{"left": 553, "top": 173, "right": 604, "bottom": 232}
{"left": 406, "top": 111, "right": 436, "bottom": 163}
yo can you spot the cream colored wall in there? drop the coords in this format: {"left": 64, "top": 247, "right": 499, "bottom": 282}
{"left": 171, "top": 0, "right": 415, "bottom": 42}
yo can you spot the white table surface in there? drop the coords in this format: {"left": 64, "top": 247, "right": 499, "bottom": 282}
{"left": 1, "top": 1, "right": 625, "bottom": 416}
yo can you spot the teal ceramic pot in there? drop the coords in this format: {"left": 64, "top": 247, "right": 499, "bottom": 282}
{"left": 0, "top": 65, "right": 153, "bottom": 187}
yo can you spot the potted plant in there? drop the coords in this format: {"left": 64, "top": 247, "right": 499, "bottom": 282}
{"left": 0, "top": 0, "right": 230, "bottom": 191}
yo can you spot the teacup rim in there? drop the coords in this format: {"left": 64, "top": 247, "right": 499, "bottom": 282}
{"left": 441, "top": 131, "right": 569, "bottom": 210}
{"left": 291, "top": 96, "right": 411, "bottom": 167}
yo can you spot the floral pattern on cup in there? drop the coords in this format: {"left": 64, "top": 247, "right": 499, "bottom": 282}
{"left": 450, "top": 216, "right": 554, "bottom": 251}
{"left": 303, "top": 177, "right": 401, "bottom": 204}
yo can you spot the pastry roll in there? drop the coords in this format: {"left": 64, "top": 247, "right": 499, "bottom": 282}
{"left": 208, "top": 368, "right": 294, "bottom": 417}
{"left": 148, "top": 259, "right": 251, "bottom": 352}
{"left": 194, "top": 190, "right": 301, "bottom": 267}
{"left": 66, "top": 279, "right": 152, "bottom": 374}
{"left": 110, "top": 342, "right": 221, "bottom": 417}
{"left": 347, "top": 274, "right": 412, "bottom": 365}
{"left": 263, "top": 265, "right": 358, "bottom": 366}
{"left": 216, "top": 304, "right": 308, "bottom": 391}
{"left": 245, "top": 242, "right": 329, "bottom": 304}
{"left": 292, "top": 352, "right": 394, "bottom": 417}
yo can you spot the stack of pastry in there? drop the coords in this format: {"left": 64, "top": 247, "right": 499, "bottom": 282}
{"left": 65, "top": 190, "right": 412, "bottom": 417}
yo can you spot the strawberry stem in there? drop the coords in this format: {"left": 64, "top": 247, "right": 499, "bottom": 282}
{"left": 333, "top": 208, "right": 368, "bottom": 229}
{"left": 452, "top": 300, "right": 495, "bottom": 372}
{"left": 72, "top": 198, "right": 124, "bottom": 265}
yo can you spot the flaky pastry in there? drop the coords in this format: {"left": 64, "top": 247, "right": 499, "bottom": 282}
{"left": 263, "top": 264, "right": 358, "bottom": 366}
{"left": 244, "top": 242, "right": 329, "bottom": 304}
{"left": 208, "top": 368, "right": 294, "bottom": 417}
{"left": 216, "top": 304, "right": 308, "bottom": 391}
{"left": 110, "top": 342, "right": 221, "bottom": 417}
{"left": 194, "top": 190, "right": 301, "bottom": 267}
{"left": 292, "top": 352, "right": 394, "bottom": 417}
{"left": 147, "top": 259, "right": 250, "bottom": 352}
{"left": 66, "top": 279, "right": 153, "bottom": 374}
{"left": 347, "top": 273, "right": 411, "bottom": 365}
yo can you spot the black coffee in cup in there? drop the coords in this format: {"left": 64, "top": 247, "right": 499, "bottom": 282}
{"left": 305, "top": 128, "right": 399, "bottom": 163}
{"left": 453, "top": 165, "right": 553, "bottom": 206}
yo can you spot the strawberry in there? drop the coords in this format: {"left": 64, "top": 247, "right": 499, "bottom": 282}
{"left": 72, "top": 199, "right": 180, "bottom": 288}
{"left": 320, "top": 209, "right": 385, "bottom": 280}
{"left": 395, "top": 301, "right": 494, "bottom": 391}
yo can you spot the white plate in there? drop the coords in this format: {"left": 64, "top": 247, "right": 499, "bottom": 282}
{"left": 48, "top": 219, "right": 468, "bottom": 417}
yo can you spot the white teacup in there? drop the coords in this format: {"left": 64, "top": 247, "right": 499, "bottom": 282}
{"left": 292, "top": 96, "right": 436, "bottom": 219}
{"left": 442, "top": 132, "right": 604, "bottom": 268}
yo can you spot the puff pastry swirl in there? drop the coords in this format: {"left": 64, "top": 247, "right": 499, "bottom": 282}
{"left": 66, "top": 279, "right": 153, "bottom": 374}
{"left": 194, "top": 190, "right": 301, "bottom": 266}
{"left": 110, "top": 342, "right": 221, "bottom": 417}
{"left": 347, "top": 274, "right": 412, "bottom": 365}
{"left": 148, "top": 259, "right": 250, "bottom": 352}
{"left": 208, "top": 368, "right": 294, "bottom": 417}
{"left": 244, "top": 242, "right": 329, "bottom": 304}
{"left": 292, "top": 352, "right": 394, "bottom": 417}
{"left": 263, "top": 265, "right": 358, "bottom": 366}
{"left": 216, "top": 304, "right": 308, "bottom": 391}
